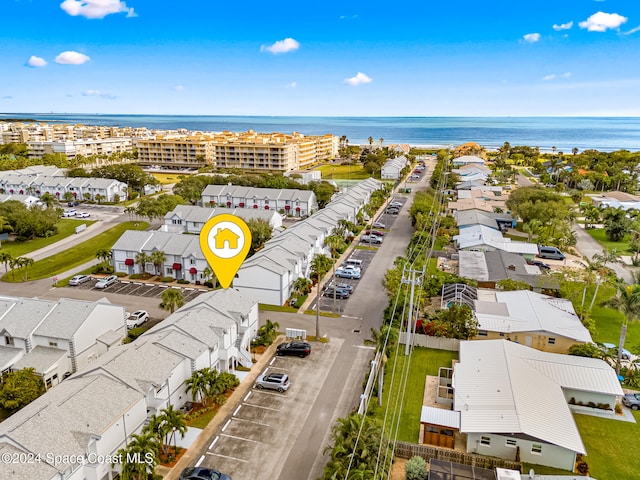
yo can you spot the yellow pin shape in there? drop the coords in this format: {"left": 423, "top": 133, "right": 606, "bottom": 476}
{"left": 199, "top": 214, "right": 252, "bottom": 289}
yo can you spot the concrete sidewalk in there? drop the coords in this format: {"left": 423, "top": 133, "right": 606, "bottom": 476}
{"left": 157, "top": 336, "right": 284, "bottom": 480}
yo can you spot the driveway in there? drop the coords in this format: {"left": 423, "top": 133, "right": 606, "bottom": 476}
{"left": 573, "top": 223, "right": 634, "bottom": 284}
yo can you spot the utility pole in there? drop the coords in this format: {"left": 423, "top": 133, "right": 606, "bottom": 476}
{"left": 402, "top": 266, "right": 425, "bottom": 356}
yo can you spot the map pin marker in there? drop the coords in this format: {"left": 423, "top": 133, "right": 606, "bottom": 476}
{"left": 199, "top": 214, "right": 252, "bottom": 289}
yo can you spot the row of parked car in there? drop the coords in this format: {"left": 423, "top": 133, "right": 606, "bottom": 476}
{"left": 385, "top": 200, "right": 403, "bottom": 215}
{"left": 254, "top": 341, "right": 312, "bottom": 392}
{"left": 62, "top": 209, "right": 91, "bottom": 218}
{"left": 69, "top": 274, "right": 118, "bottom": 289}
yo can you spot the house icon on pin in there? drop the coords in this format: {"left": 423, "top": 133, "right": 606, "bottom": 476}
{"left": 214, "top": 228, "right": 240, "bottom": 250}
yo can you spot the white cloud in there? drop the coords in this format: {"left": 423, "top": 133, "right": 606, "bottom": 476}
{"left": 172, "top": 85, "right": 184, "bottom": 91}
{"left": 553, "top": 21, "right": 573, "bottom": 31}
{"left": 285, "top": 82, "right": 297, "bottom": 88}
{"left": 344, "top": 72, "right": 372, "bottom": 86}
{"left": 543, "top": 72, "right": 571, "bottom": 81}
{"left": 55, "top": 51, "right": 91, "bottom": 65}
{"left": 260, "top": 38, "right": 300, "bottom": 54}
{"left": 1, "top": 96, "right": 12, "bottom": 100}
{"left": 579, "top": 12, "right": 627, "bottom": 32}
{"left": 60, "top": 0, "right": 136, "bottom": 19}
{"left": 523, "top": 33, "right": 541, "bottom": 43}
{"left": 82, "top": 89, "right": 116, "bottom": 99}
{"left": 622, "top": 25, "right": 640, "bottom": 36}
{"left": 339, "top": 14, "right": 358, "bottom": 20}
{"left": 26, "top": 56, "right": 47, "bottom": 67}
{"left": 522, "top": 33, "right": 540, "bottom": 43}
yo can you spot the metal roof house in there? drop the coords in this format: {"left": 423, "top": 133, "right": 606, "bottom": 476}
{"left": 472, "top": 289, "right": 592, "bottom": 352}
{"left": 451, "top": 339, "right": 623, "bottom": 471}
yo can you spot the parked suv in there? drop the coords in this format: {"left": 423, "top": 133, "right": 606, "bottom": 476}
{"left": 335, "top": 268, "right": 361, "bottom": 279}
{"left": 276, "top": 341, "right": 311, "bottom": 357}
{"left": 361, "top": 235, "right": 383, "bottom": 244}
{"left": 127, "top": 310, "right": 149, "bottom": 329}
{"left": 255, "top": 372, "right": 290, "bottom": 392}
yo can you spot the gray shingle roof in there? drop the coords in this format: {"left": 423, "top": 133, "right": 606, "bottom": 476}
{"left": 0, "top": 298, "right": 57, "bottom": 339}
{"left": 12, "top": 346, "right": 67, "bottom": 374}
{"left": 0, "top": 374, "right": 143, "bottom": 478}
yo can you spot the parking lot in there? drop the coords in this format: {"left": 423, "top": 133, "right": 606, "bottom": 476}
{"left": 196, "top": 339, "right": 344, "bottom": 479}
{"left": 314, "top": 196, "right": 407, "bottom": 314}
{"left": 67, "top": 276, "right": 207, "bottom": 303}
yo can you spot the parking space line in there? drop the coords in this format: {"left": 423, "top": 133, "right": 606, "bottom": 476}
{"left": 230, "top": 416, "right": 273, "bottom": 428}
{"left": 222, "top": 419, "right": 231, "bottom": 432}
{"left": 233, "top": 405, "right": 242, "bottom": 416}
{"left": 243, "top": 391, "right": 252, "bottom": 402}
{"left": 242, "top": 402, "right": 281, "bottom": 412}
{"left": 268, "top": 357, "right": 276, "bottom": 366}
{"left": 251, "top": 388, "right": 288, "bottom": 397}
{"left": 196, "top": 454, "right": 205, "bottom": 466}
{"left": 209, "top": 436, "right": 219, "bottom": 450}
{"left": 220, "top": 433, "right": 260, "bottom": 444}
{"left": 206, "top": 451, "right": 248, "bottom": 463}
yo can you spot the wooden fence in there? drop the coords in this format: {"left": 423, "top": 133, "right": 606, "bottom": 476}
{"left": 394, "top": 441, "right": 521, "bottom": 471}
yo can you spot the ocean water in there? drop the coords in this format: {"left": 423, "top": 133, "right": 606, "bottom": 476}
{"left": 1, "top": 113, "right": 640, "bottom": 152}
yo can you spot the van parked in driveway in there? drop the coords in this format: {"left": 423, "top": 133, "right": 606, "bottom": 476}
{"left": 538, "top": 246, "right": 566, "bottom": 260}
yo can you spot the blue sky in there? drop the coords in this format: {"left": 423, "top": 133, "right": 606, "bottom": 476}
{"left": 1, "top": 0, "right": 640, "bottom": 116}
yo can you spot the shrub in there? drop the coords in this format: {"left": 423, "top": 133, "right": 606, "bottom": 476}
{"left": 405, "top": 456, "right": 428, "bottom": 480}
{"left": 203, "top": 281, "right": 214, "bottom": 288}
{"left": 615, "top": 403, "right": 623, "bottom": 414}
{"left": 129, "top": 273, "right": 145, "bottom": 279}
{"left": 177, "top": 279, "right": 190, "bottom": 284}
{"left": 161, "top": 276, "right": 175, "bottom": 282}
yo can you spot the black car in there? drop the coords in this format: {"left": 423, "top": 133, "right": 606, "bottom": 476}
{"left": 179, "top": 467, "right": 232, "bottom": 480}
{"left": 527, "top": 260, "right": 551, "bottom": 271}
{"left": 323, "top": 285, "right": 350, "bottom": 299}
{"left": 276, "top": 341, "right": 311, "bottom": 357}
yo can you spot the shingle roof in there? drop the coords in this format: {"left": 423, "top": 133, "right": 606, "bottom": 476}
{"left": 0, "top": 375, "right": 143, "bottom": 478}
{"left": 12, "top": 346, "right": 67, "bottom": 374}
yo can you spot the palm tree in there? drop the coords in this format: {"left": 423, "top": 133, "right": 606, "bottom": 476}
{"left": 293, "top": 277, "right": 312, "bottom": 296}
{"left": 601, "top": 284, "right": 640, "bottom": 374}
{"left": 593, "top": 248, "right": 621, "bottom": 269}
{"left": 257, "top": 319, "right": 280, "bottom": 345}
{"left": 160, "top": 405, "right": 188, "bottom": 456}
{"left": 150, "top": 250, "right": 167, "bottom": 276}
{"left": 14, "top": 256, "right": 34, "bottom": 281}
{"left": 202, "top": 266, "right": 217, "bottom": 288}
{"left": 142, "top": 413, "right": 171, "bottom": 454}
{"left": 96, "top": 248, "right": 112, "bottom": 268}
{"left": 116, "top": 432, "right": 160, "bottom": 480}
{"left": 310, "top": 254, "right": 332, "bottom": 338}
{"left": 135, "top": 251, "right": 150, "bottom": 275}
{"left": 186, "top": 368, "right": 212, "bottom": 406}
{"left": 0, "top": 250, "right": 13, "bottom": 273}
{"left": 321, "top": 413, "right": 391, "bottom": 480}
{"left": 160, "top": 288, "right": 184, "bottom": 313}
{"left": 369, "top": 325, "right": 398, "bottom": 406}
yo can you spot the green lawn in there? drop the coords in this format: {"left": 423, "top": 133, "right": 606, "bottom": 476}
{"left": 574, "top": 410, "right": 640, "bottom": 480}
{"left": 315, "top": 164, "right": 371, "bottom": 180}
{"left": 370, "top": 347, "right": 458, "bottom": 442}
{"left": 258, "top": 303, "right": 297, "bottom": 313}
{"left": 1, "top": 221, "right": 149, "bottom": 282}
{"left": 0, "top": 219, "right": 96, "bottom": 257}
{"left": 151, "top": 172, "right": 186, "bottom": 184}
{"left": 586, "top": 228, "right": 632, "bottom": 254}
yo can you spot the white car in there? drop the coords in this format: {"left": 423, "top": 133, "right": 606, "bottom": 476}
{"left": 372, "top": 221, "right": 386, "bottom": 229}
{"left": 68, "top": 274, "right": 91, "bottom": 286}
{"left": 95, "top": 275, "right": 118, "bottom": 289}
{"left": 76, "top": 212, "right": 90, "bottom": 218}
{"left": 62, "top": 209, "right": 77, "bottom": 217}
{"left": 127, "top": 310, "right": 149, "bottom": 329}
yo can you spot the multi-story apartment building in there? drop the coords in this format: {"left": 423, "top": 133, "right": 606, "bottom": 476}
{"left": 27, "top": 137, "right": 134, "bottom": 160}
{"left": 137, "top": 130, "right": 338, "bottom": 172}
{"left": 135, "top": 134, "right": 216, "bottom": 168}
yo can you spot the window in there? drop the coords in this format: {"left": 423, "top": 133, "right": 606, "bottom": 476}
{"left": 49, "top": 341, "right": 58, "bottom": 347}
{"left": 480, "top": 436, "right": 491, "bottom": 446}
{"left": 531, "top": 444, "right": 542, "bottom": 454}
{"left": 506, "top": 439, "right": 517, "bottom": 448}
{"left": 548, "top": 337, "right": 556, "bottom": 345}
{"left": 478, "top": 330, "right": 488, "bottom": 337}
{"left": 499, "top": 332, "right": 505, "bottom": 337}
{"left": 5, "top": 336, "right": 14, "bottom": 346}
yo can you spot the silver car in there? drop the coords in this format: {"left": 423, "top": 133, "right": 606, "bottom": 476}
{"left": 68, "top": 274, "right": 91, "bottom": 286}
{"left": 95, "top": 275, "right": 118, "bottom": 289}
{"left": 255, "top": 372, "right": 290, "bottom": 392}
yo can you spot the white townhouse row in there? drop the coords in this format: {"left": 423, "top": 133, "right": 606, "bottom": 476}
{"left": 0, "top": 296, "right": 126, "bottom": 390}
{"left": 162, "top": 204, "right": 283, "bottom": 234}
{"left": 0, "top": 288, "right": 258, "bottom": 480}
{"left": 27, "top": 137, "right": 134, "bottom": 160}
{"left": 0, "top": 172, "right": 127, "bottom": 203}
{"left": 201, "top": 184, "right": 318, "bottom": 217}
{"left": 234, "top": 178, "right": 383, "bottom": 305}
{"left": 420, "top": 339, "right": 623, "bottom": 471}
{"left": 453, "top": 224, "right": 539, "bottom": 259}
{"left": 380, "top": 155, "right": 410, "bottom": 180}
